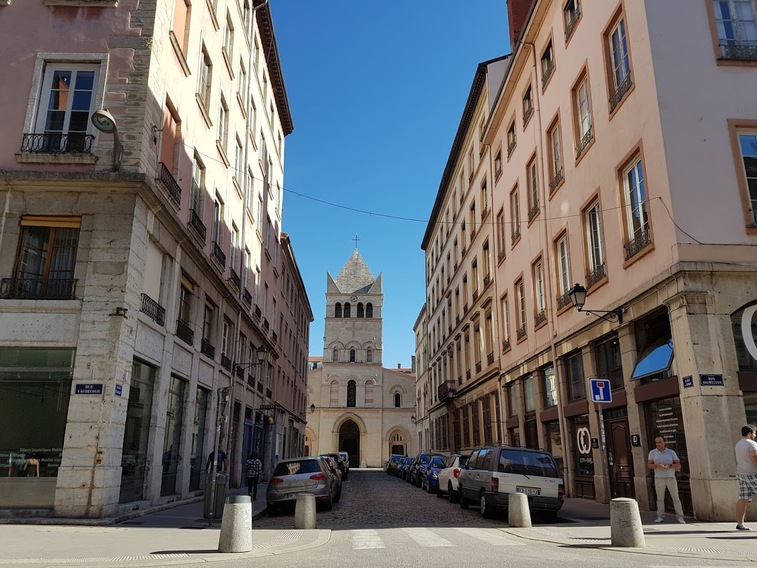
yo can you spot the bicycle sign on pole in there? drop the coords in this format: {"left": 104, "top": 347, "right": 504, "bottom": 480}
{"left": 588, "top": 378, "right": 611, "bottom": 502}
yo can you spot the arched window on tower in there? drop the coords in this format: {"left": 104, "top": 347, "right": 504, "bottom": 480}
{"left": 366, "top": 303, "right": 373, "bottom": 318}
{"left": 335, "top": 303, "right": 342, "bottom": 318}
{"left": 329, "top": 380, "right": 338, "bottom": 406}
{"left": 347, "top": 380, "right": 356, "bottom": 407}
{"left": 394, "top": 392, "right": 401, "bottom": 407}
{"left": 344, "top": 303, "right": 351, "bottom": 318}
{"left": 332, "top": 348, "right": 339, "bottom": 362}
{"left": 366, "top": 348, "right": 373, "bottom": 363}
{"left": 365, "top": 379, "right": 374, "bottom": 406}
{"left": 349, "top": 349, "right": 356, "bottom": 363}
{"left": 357, "top": 303, "right": 364, "bottom": 318}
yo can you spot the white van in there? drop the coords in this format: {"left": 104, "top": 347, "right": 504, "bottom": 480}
{"left": 458, "top": 445, "right": 564, "bottom": 519}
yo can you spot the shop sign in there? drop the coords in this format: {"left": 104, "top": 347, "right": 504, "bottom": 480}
{"left": 576, "top": 427, "right": 592, "bottom": 455}
{"left": 700, "top": 374, "right": 724, "bottom": 386}
{"left": 115, "top": 384, "right": 123, "bottom": 396}
{"left": 682, "top": 375, "right": 694, "bottom": 388}
{"left": 743, "top": 305, "right": 757, "bottom": 362}
{"left": 75, "top": 383, "right": 103, "bottom": 395}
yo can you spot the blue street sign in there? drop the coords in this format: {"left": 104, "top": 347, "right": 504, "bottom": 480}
{"left": 589, "top": 378, "right": 612, "bottom": 403}
{"left": 115, "top": 384, "right": 123, "bottom": 397}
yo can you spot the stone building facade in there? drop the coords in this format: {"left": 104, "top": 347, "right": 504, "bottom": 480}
{"left": 306, "top": 251, "right": 416, "bottom": 467}
{"left": 0, "top": 0, "right": 312, "bottom": 518}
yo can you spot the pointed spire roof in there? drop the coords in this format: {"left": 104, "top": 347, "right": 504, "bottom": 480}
{"left": 333, "top": 250, "right": 375, "bottom": 294}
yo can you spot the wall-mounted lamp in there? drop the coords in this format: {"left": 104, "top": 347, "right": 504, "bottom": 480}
{"left": 113, "top": 307, "right": 128, "bottom": 317}
{"left": 91, "top": 109, "right": 123, "bottom": 171}
{"left": 567, "top": 283, "right": 623, "bottom": 323}
{"left": 151, "top": 125, "right": 164, "bottom": 146}
{"left": 232, "top": 345, "right": 268, "bottom": 374}
{"left": 310, "top": 403, "right": 316, "bottom": 414}
{"left": 411, "top": 415, "right": 417, "bottom": 424}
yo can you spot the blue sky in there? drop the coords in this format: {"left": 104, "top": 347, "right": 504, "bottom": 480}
{"left": 271, "top": 1, "right": 509, "bottom": 367}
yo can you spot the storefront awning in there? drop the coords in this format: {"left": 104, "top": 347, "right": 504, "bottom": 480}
{"left": 631, "top": 337, "right": 674, "bottom": 380}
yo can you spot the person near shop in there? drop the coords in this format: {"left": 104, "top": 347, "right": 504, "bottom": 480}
{"left": 245, "top": 451, "right": 263, "bottom": 500}
{"left": 206, "top": 449, "right": 227, "bottom": 474}
{"left": 648, "top": 436, "right": 685, "bottom": 524}
{"left": 735, "top": 424, "right": 757, "bottom": 530}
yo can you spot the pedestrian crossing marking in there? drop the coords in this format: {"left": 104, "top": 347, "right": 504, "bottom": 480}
{"left": 454, "top": 527, "right": 526, "bottom": 546}
{"left": 352, "top": 529, "right": 385, "bottom": 549}
{"left": 404, "top": 527, "right": 455, "bottom": 547}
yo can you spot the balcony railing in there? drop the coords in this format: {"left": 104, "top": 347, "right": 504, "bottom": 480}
{"left": 523, "top": 106, "right": 534, "bottom": 126}
{"left": 253, "top": 304, "right": 262, "bottom": 319}
{"left": 535, "top": 309, "right": 547, "bottom": 327}
{"left": 176, "top": 319, "right": 194, "bottom": 345}
{"left": 263, "top": 318, "right": 270, "bottom": 330}
{"left": 140, "top": 293, "right": 165, "bottom": 325}
{"left": 609, "top": 73, "right": 632, "bottom": 112}
{"left": 21, "top": 132, "right": 94, "bottom": 154}
{"left": 511, "top": 228, "right": 521, "bottom": 242}
{"left": 507, "top": 139, "right": 516, "bottom": 157}
{"left": 516, "top": 324, "right": 527, "bottom": 340}
{"left": 266, "top": 388, "right": 272, "bottom": 399}
{"left": 549, "top": 169, "right": 564, "bottom": 193}
{"left": 157, "top": 162, "right": 182, "bottom": 207}
{"left": 257, "top": 381, "right": 263, "bottom": 393}
{"left": 487, "top": 352, "right": 494, "bottom": 366}
{"left": 720, "top": 40, "right": 757, "bottom": 61}
{"left": 528, "top": 203, "right": 540, "bottom": 222}
{"left": 221, "top": 354, "right": 232, "bottom": 371}
{"left": 242, "top": 288, "right": 252, "bottom": 306}
{"left": 575, "top": 126, "right": 593, "bottom": 158}
{"left": 624, "top": 228, "right": 651, "bottom": 260}
{"left": 502, "top": 338, "right": 511, "bottom": 351}
{"left": 466, "top": 370, "right": 471, "bottom": 380}
{"left": 565, "top": 7, "right": 581, "bottom": 40}
{"left": 557, "top": 290, "right": 572, "bottom": 310}
{"left": 235, "top": 365, "right": 244, "bottom": 378}
{"left": 541, "top": 61, "right": 555, "bottom": 87}
{"left": 438, "top": 380, "right": 456, "bottom": 400}
{"left": 0, "top": 276, "right": 77, "bottom": 299}
{"left": 483, "top": 274, "right": 491, "bottom": 286}
{"left": 229, "top": 267, "right": 240, "bottom": 289}
{"left": 212, "top": 241, "right": 226, "bottom": 268}
{"left": 188, "top": 208, "right": 206, "bottom": 242}
{"left": 586, "top": 262, "right": 607, "bottom": 289}
{"left": 472, "top": 290, "right": 479, "bottom": 302}
{"left": 475, "top": 362, "right": 482, "bottom": 373}
{"left": 201, "top": 338, "right": 216, "bottom": 359}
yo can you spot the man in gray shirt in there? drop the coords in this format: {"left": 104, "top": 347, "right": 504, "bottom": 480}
{"left": 735, "top": 425, "right": 757, "bottom": 530}
{"left": 648, "top": 436, "right": 685, "bottom": 524}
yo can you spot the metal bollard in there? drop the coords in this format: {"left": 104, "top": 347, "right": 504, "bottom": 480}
{"left": 294, "top": 493, "right": 317, "bottom": 529}
{"left": 610, "top": 497, "right": 646, "bottom": 547}
{"left": 218, "top": 495, "right": 253, "bottom": 553}
{"left": 508, "top": 492, "right": 532, "bottom": 528}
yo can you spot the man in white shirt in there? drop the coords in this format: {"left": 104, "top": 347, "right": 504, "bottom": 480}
{"left": 648, "top": 436, "right": 685, "bottom": 524}
{"left": 735, "top": 425, "right": 757, "bottom": 530}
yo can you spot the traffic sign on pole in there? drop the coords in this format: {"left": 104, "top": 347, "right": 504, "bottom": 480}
{"left": 589, "top": 378, "right": 612, "bottom": 403}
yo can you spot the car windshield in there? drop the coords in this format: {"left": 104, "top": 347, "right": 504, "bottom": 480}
{"left": 430, "top": 457, "right": 445, "bottom": 468}
{"left": 420, "top": 455, "right": 431, "bottom": 465}
{"left": 498, "top": 449, "right": 559, "bottom": 478}
{"left": 274, "top": 460, "right": 320, "bottom": 476}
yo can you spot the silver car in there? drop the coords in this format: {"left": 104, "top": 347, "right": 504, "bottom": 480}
{"left": 266, "top": 456, "right": 336, "bottom": 513}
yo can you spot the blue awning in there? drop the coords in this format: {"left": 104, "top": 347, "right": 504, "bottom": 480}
{"left": 631, "top": 337, "right": 674, "bottom": 380}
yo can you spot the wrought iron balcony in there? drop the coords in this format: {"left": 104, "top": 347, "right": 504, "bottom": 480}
{"left": 272, "top": 330, "right": 278, "bottom": 343}
{"left": 235, "top": 365, "right": 244, "bottom": 378}
{"left": 516, "top": 324, "right": 527, "bottom": 340}
{"left": 535, "top": 309, "right": 547, "bottom": 327}
{"left": 720, "top": 40, "right": 757, "bottom": 61}
{"left": 176, "top": 319, "right": 194, "bottom": 345}
{"left": 483, "top": 274, "right": 491, "bottom": 286}
{"left": 201, "top": 338, "right": 216, "bottom": 359}
{"left": 565, "top": 8, "right": 581, "bottom": 40}
{"left": 20, "top": 133, "right": 94, "bottom": 154}
{"left": 523, "top": 106, "right": 534, "bottom": 126}
{"left": 229, "top": 267, "right": 240, "bottom": 289}
{"left": 557, "top": 290, "right": 572, "bottom": 310}
{"left": 507, "top": 139, "right": 516, "bottom": 157}
{"left": 253, "top": 304, "right": 262, "bottom": 319}
{"left": 157, "top": 162, "right": 182, "bottom": 207}
{"left": 511, "top": 228, "right": 521, "bottom": 242}
{"left": 609, "top": 74, "right": 632, "bottom": 112}
{"left": 242, "top": 288, "right": 252, "bottom": 306}
{"left": 0, "top": 276, "right": 76, "bottom": 299}
{"left": 586, "top": 262, "right": 607, "bottom": 289}
{"left": 541, "top": 61, "right": 555, "bottom": 87}
{"left": 549, "top": 169, "right": 564, "bottom": 193}
{"left": 212, "top": 241, "right": 226, "bottom": 268}
{"left": 624, "top": 229, "right": 651, "bottom": 260}
{"left": 528, "top": 203, "right": 540, "bottom": 222}
{"left": 140, "top": 293, "right": 165, "bottom": 325}
{"left": 221, "top": 354, "right": 232, "bottom": 371}
{"left": 472, "top": 290, "right": 479, "bottom": 302}
{"left": 502, "top": 338, "right": 511, "bottom": 351}
{"left": 487, "top": 352, "right": 494, "bottom": 365}
{"left": 575, "top": 127, "right": 593, "bottom": 158}
{"left": 263, "top": 318, "right": 269, "bottom": 330}
{"left": 188, "top": 209, "right": 206, "bottom": 242}
{"left": 257, "top": 381, "right": 263, "bottom": 393}
{"left": 266, "top": 388, "right": 272, "bottom": 399}
{"left": 475, "top": 361, "right": 482, "bottom": 373}
{"left": 438, "top": 380, "right": 456, "bottom": 400}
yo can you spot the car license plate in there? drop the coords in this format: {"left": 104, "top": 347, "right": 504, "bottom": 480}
{"left": 516, "top": 486, "right": 540, "bottom": 496}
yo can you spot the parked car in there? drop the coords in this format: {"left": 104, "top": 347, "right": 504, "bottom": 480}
{"left": 266, "top": 456, "right": 336, "bottom": 513}
{"left": 437, "top": 454, "right": 468, "bottom": 502}
{"left": 398, "top": 456, "right": 414, "bottom": 480}
{"left": 319, "top": 455, "right": 343, "bottom": 502}
{"left": 322, "top": 452, "right": 348, "bottom": 481}
{"left": 457, "top": 445, "right": 564, "bottom": 519}
{"left": 337, "top": 451, "right": 350, "bottom": 479}
{"left": 385, "top": 454, "right": 405, "bottom": 476}
{"left": 409, "top": 452, "right": 434, "bottom": 487}
{"left": 420, "top": 454, "right": 448, "bottom": 493}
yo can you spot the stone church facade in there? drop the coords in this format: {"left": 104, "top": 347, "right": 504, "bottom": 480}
{"left": 306, "top": 251, "right": 416, "bottom": 467}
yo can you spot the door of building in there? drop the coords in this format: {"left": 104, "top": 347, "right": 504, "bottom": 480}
{"left": 606, "top": 411, "right": 635, "bottom": 498}
{"left": 339, "top": 420, "right": 360, "bottom": 466}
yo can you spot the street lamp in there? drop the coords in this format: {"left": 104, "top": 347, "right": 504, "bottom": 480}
{"left": 567, "top": 283, "right": 623, "bottom": 323}
{"left": 90, "top": 109, "right": 123, "bottom": 171}
{"left": 310, "top": 403, "right": 316, "bottom": 414}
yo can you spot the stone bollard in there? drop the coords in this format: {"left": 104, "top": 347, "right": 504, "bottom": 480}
{"left": 508, "top": 492, "right": 532, "bottom": 528}
{"left": 218, "top": 495, "right": 253, "bottom": 553}
{"left": 294, "top": 493, "right": 317, "bottom": 529}
{"left": 610, "top": 498, "right": 646, "bottom": 547}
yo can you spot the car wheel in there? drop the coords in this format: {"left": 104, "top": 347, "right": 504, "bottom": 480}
{"left": 322, "top": 493, "right": 333, "bottom": 511}
{"left": 480, "top": 493, "right": 495, "bottom": 519}
{"left": 459, "top": 486, "right": 469, "bottom": 509}
{"left": 448, "top": 482, "right": 459, "bottom": 504}
{"left": 334, "top": 486, "right": 342, "bottom": 503}
{"left": 436, "top": 486, "right": 444, "bottom": 498}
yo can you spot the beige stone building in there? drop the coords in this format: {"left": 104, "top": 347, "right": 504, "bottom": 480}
{"left": 306, "top": 251, "right": 416, "bottom": 467}
{"left": 419, "top": 0, "right": 757, "bottom": 521}
{"left": 0, "top": 0, "right": 311, "bottom": 518}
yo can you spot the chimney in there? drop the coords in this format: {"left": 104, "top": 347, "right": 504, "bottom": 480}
{"left": 397, "top": 363, "right": 401, "bottom": 369}
{"left": 508, "top": 0, "right": 533, "bottom": 51}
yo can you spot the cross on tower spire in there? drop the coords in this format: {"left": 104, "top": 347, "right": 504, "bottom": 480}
{"left": 353, "top": 233, "right": 360, "bottom": 250}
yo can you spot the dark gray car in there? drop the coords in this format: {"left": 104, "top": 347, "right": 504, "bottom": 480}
{"left": 266, "top": 456, "right": 336, "bottom": 512}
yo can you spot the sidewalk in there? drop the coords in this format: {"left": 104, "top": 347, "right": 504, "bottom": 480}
{"left": 2, "top": 494, "right": 757, "bottom": 566}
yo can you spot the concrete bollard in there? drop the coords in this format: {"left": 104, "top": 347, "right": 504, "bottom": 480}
{"left": 508, "top": 492, "right": 532, "bottom": 528}
{"left": 294, "top": 493, "right": 317, "bottom": 529}
{"left": 218, "top": 495, "right": 253, "bottom": 553}
{"left": 610, "top": 497, "right": 646, "bottom": 547}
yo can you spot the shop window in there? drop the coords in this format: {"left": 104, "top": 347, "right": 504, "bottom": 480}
{"left": 544, "top": 365, "right": 557, "bottom": 407}
{"left": 161, "top": 375, "right": 187, "bottom": 496}
{"left": 565, "top": 350, "right": 585, "bottom": 400}
{"left": 120, "top": 359, "right": 156, "bottom": 503}
{"left": 595, "top": 335, "right": 624, "bottom": 389}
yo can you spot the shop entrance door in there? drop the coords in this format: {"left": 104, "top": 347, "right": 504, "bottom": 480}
{"left": 606, "top": 413, "right": 635, "bottom": 498}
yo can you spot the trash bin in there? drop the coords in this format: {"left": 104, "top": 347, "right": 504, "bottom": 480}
{"left": 203, "top": 473, "right": 228, "bottom": 519}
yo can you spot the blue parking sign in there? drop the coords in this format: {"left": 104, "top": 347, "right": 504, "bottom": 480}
{"left": 589, "top": 378, "right": 612, "bottom": 403}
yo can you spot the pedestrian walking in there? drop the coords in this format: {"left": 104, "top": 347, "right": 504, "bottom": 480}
{"left": 648, "top": 436, "right": 685, "bottom": 524}
{"left": 735, "top": 424, "right": 757, "bottom": 530}
{"left": 245, "top": 451, "right": 263, "bottom": 500}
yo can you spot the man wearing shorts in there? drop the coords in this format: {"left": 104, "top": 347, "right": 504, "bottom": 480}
{"left": 735, "top": 425, "right": 757, "bottom": 530}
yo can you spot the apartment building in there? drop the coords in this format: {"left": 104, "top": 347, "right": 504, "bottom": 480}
{"left": 419, "top": 0, "right": 757, "bottom": 521}
{"left": 420, "top": 56, "right": 510, "bottom": 458}
{"left": 0, "top": 0, "right": 312, "bottom": 519}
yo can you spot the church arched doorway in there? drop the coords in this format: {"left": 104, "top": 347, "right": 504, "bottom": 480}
{"left": 339, "top": 420, "right": 360, "bottom": 467}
